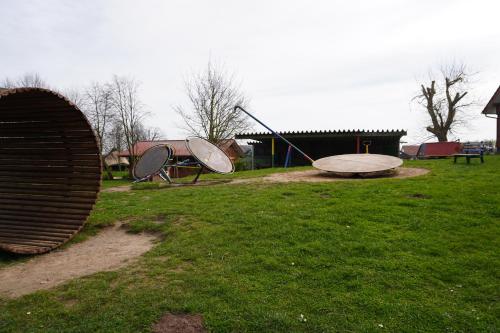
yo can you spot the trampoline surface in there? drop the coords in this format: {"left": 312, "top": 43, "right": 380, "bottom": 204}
{"left": 313, "top": 154, "right": 403, "bottom": 174}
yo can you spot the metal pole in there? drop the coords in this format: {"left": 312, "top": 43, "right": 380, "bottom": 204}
{"left": 234, "top": 105, "right": 315, "bottom": 163}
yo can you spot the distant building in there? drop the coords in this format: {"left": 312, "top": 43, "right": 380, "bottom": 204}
{"left": 236, "top": 129, "right": 406, "bottom": 168}
{"left": 482, "top": 85, "right": 499, "bottom": 152}
{"left": 400, "top": 145, "right": 420, "bottom": 159}
{"left": 104, "top": 150, "right": 130, "bottom": 170}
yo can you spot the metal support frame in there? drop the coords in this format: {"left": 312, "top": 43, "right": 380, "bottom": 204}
{"left": 234, "top": 105, "right": 315, "bottom": 163}
{"left": 192, "top": 166, "right": 204, "bottom": 183}
{"left": 135, "top": 160, "right": 205, "bottom": 185}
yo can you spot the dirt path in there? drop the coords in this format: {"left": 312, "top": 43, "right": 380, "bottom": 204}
{"left": 0, "top": 224, "right": 157, "bottom": 298}
{"left": 102, "top": 167, "right": 429, "bottom": 193}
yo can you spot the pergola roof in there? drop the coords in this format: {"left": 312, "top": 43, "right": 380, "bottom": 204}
{"left": 482, "top": 85, "right": 500, "bottom": 115}
{"left": 236, "top": 129, "right": 407, "bottom": 140}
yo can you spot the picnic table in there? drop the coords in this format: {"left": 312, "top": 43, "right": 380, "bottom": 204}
{"left": 453, "top": 152, "right": 484, "bottom": 164}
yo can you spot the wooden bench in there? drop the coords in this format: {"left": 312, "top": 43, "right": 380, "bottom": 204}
{"left": 453, "top": 153, "right": 484, "bottom": 164}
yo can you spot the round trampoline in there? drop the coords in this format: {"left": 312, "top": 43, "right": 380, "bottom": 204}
{"left": 0, "top": 88, "right": 102, "bottom": 254}
{"left": 185, "top": 137, "right": 234, "bottom": 174}
{"left": 133, "top": 144, "right": 173, "bottom": 180}
{"left": 312, "top": 154, "right": 403, "bottom": 175}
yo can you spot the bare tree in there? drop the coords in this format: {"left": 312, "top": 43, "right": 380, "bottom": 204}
{"left": 1, "top": 72, "right": 50, "bottom": 89}
{"left": 80, "top": 82, "right": 116, "bottom": 179}
{"left": 414, "top": 63, "right": 475, "bottom": 142}
{"left": 109, "top": 75, "right": 148, "bottom": 176}
{"left": 107, "top": 121, "right": 126, "bottom": 153}
{"left": 175, "top": 62, "right": 251, "bottom": 143}
{"left": 137, "top": 124, "right": 164, "bottom": 141}
{"left": 63, "top": 87, "right": 86, "bottom": 109}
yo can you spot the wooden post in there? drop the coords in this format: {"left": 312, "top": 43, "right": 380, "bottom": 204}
{"left": 497, "top": 106, "right": 500, "bottom": 153}
{"left": 271, "top": 137, "right": 275, "bottom": 168}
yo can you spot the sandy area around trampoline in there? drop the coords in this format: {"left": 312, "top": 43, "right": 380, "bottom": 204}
{"left": 232, "top": 167, "right": 429, "bottom": 184}
{"left": 0, "top": 224, "right": 157, "bottom": 298}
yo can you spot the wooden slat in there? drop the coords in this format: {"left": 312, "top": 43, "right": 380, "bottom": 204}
{"left": 0, "top": 170, "right": 101, "bottom": 179}
{"left": 0, "top": 159, "right": 100, "bottom": 167}
{"left": 0, "top": 193, "right": 97, "bottom": 205}
{"left": 0, "top": 121, "right": 90, "bottom": 130}
{"left": 0, "top": 243, "right": 50, "bottom": 253}
{"left": 0, "top": 175, "right": 100, "bottom": 186}
{"left": 0, "top": 203, "right": 91, "bottom": 215}
{"left": 0, "top": 209, "right": 88, "bottom": 221}
{"left": 0, "top": 236, "right": 60, "bottom": 247}
{"left": 0, "top": 182, "right": 99, "bottom": 192}
{"left": 0, "top": 187, "right": 98, "bottom": 198}
{"left": 0, "top": 136, "right": 96, "bottom": 143}
{"left": 0, "top": 213, "right": 87, "bottom": 226}
{"left": 0, "top": 221, "right": 77, "bottom": 233}
{"left": 0, "top": 197, "right": 94, "bottom": 210}
{"left": 0, "top": 230, "right": 69, "bottom": 242}
{"left": 0, "top": 141, "right": 98, "bottom": 149}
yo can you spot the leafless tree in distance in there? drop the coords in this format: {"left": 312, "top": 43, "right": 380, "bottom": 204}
{"left": 137, "top": 124, "right": 164, "bottom": 141}
{"left": 414, "top": 63, "right": 476, "bottom": 142}
{"left": 109, "top": 75, "right": 149, "bottom": 176}
{"left": 1, "top": 72, "right": 50, "bottom": 89}
{"left": 63, "top": 87, "right": 86, "bottom": 109}
{"left": 81, "top": 82, "right": 116, "bottom": 179}
{"left": 175, "top": 62, "right": 251, "bottom": 143}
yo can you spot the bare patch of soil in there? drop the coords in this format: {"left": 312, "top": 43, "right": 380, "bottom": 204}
{"left": 152, "top": 313, "right": 207, "bottom": 333}
{"left": 103, "top": 185, "right": 132, "bottom": 193}
{"left": 231, "top": 167, "right": 429, "bottom": 184}
{"left": 0, "top": 224, "right": 157, "bottom": 298}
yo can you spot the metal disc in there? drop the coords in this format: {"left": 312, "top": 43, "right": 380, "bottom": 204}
{"left": 185, "top": 137, "right": 234, "bottom": 174}
{"left": 133, "top": 145, "right": 172, "bottom": 179}
{"left": 312, "top": 154, "right": 403, "bottom": 174}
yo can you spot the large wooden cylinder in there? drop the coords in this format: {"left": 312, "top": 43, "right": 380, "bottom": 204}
{"left": 0, "top": 88, "right": 101, "bottom": 254}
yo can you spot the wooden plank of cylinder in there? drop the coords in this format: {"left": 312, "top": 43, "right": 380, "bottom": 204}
{"left": 0, "top": 88, "right": 102, "bottom": 255}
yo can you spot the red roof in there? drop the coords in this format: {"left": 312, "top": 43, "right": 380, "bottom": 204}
{"left": 119, "top": 140, "right": 189, "bottom": 157}
{"left": 119, "top": 139, "right": 242, "bottom": 158}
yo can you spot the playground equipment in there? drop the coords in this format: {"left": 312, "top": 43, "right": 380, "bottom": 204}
{"left": 234, "top": 105, "right": 403, "bottom": 175}
{"left": 133, "top": 136, "right": 234, "bottom": 183}
{"left": 0, "top": 88, "right": 101, "bottom": 254}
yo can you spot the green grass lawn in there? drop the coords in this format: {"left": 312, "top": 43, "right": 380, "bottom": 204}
{"left": 0, "top": 157, "right": 499, "bottom": 332}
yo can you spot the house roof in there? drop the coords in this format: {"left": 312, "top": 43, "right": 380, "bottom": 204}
{"left": 119, "top": 140, "right": 190, "bottom": 157}
{"left": 104, "top": 151, "right": 130, "bottom": 166}
{"left": 119, "top": 139, "right": 242, "bottom": 158}
{"left": 236, "top": 129, "right": 407, "bottom": 139}
{"left": 482, "top": 85, "right": 500, "bottom": 115}
{"left": 401, "top": 145, "right": 420, "bottom": 157}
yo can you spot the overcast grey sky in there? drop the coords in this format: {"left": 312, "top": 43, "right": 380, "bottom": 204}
{"left": 1, "top": 0, "right": 499, "bottom": 143}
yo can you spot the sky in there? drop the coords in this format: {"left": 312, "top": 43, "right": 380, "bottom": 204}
{"left": 1, "top": 0, "right": 499, "bottom": 144}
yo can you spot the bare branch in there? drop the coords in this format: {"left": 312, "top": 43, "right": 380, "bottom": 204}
{"left": 175, "top": 61, "right": 252, "bottom": 143}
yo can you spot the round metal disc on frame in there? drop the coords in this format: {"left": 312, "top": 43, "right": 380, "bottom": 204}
{"left": 133, "top": 145, "right": 172, "bottom": 180}
{"left": 312, "top": 154, "right": 403, "bottom": 174}
{"left": 185, "top": 137, "right": 234, "bottom": 174}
